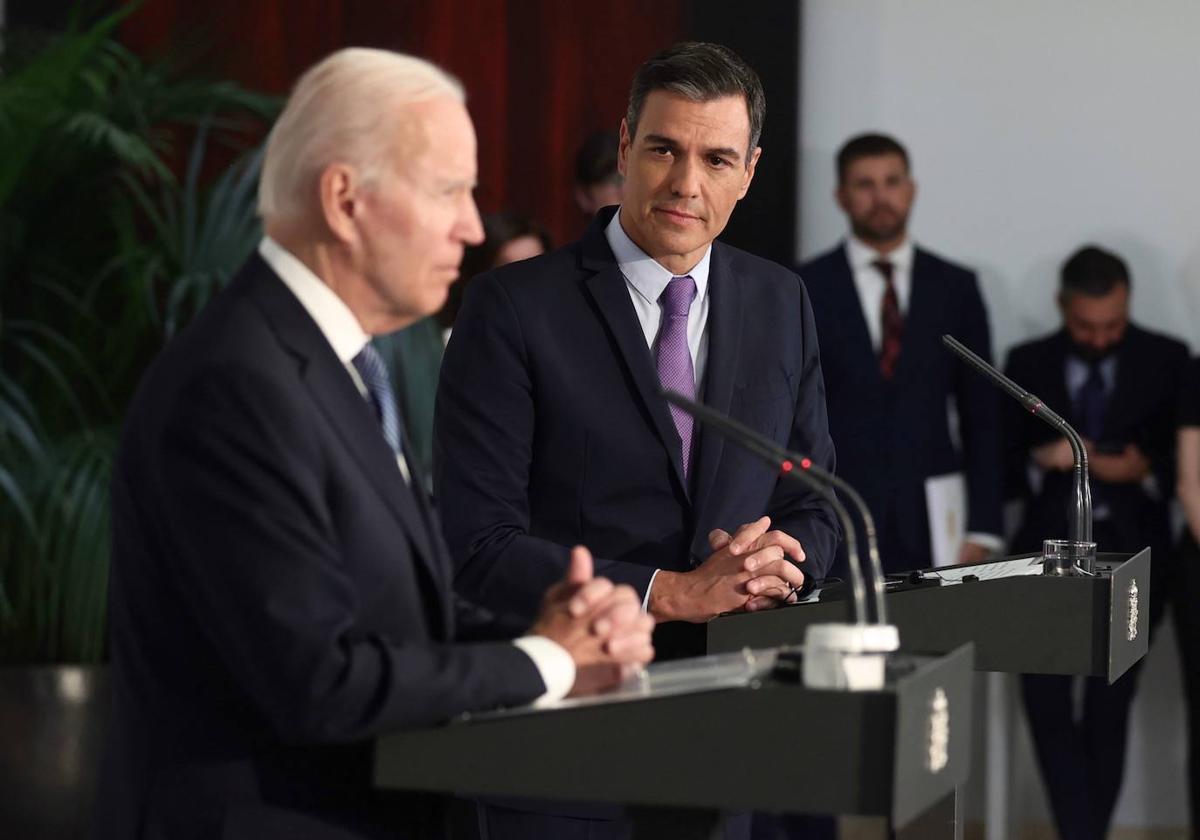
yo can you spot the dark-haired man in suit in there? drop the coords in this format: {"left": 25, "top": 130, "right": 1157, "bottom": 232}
{"left": 437, "top": 41, "right": 839, "bottom": 839}
{"left": 1006, "top": 245, "right": 1188, "bottom": 840}
{"left": 800, "top": 133, "right": 1004, "bottom": 577}
{"left": 97, "top": 47, "right": 653, "bottom": 840}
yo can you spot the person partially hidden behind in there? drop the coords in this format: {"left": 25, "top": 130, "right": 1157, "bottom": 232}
{"left": 95, "top": 48, "right": 653, "bottom": 840}
{"left": 1005, "top": 244, "right": 1187, "bottom": 840}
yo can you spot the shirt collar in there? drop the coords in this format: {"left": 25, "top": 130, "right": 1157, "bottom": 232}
{"left": 258, "top": 236, "right": 370, "bottom": 364}
{"left": 846, "top": 233, "right": 914, "bottom": 275}
{"left": 605, "top": 208, "right": 711, "bottom": 308}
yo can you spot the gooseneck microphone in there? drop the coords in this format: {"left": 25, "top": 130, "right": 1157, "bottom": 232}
{"left": 660, "top": 388, "right": 886, "bottom": 626}
{"left": 941, "top": 334, "right": 1094, "bottom": 555}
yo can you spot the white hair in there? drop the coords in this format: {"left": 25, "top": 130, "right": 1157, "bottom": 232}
{"left": 258, "top": 47, "right": 464, "bottom": 220}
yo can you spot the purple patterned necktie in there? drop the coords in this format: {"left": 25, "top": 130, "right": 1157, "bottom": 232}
{"left": 655, "top": 275, "right": 698, "bottom": 478}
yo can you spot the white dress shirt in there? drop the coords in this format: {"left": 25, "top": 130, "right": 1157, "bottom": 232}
{"left": 257, "top": 237, "right": 575, "bottom": 705}
{"left": 604, "top": 211, "right": 713, "bottom": 605}
{"left": 843, "top": 236, "right": 1003, "bottom": 555}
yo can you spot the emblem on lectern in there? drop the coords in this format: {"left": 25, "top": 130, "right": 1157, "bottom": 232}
{"left": 1127, "top": 579, "right": 1139, "bottom": 642}
{"left": 927, "top": 687, "right": 950, "bottom": 773}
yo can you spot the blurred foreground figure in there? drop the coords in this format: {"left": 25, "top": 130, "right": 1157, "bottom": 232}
{"left": 97, "top": 47, "right": 652, "bottom": 840}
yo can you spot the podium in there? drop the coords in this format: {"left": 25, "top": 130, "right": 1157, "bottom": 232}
{"left": 708, "top": 549, "right": 1150, "bottom": 683}
{"left": 375, "top": 644, "right": 975, "bottom": 838}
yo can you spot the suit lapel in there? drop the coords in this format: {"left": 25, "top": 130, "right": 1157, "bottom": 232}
{"left": 580, "top": 213, "right": 689, "bottom": 495}
{"left": 690, "top": 244, "right": 743, "bottom": 533}
{"left": 247, "top": 260, "right": 450, "bottom": 596}
{"left": 895, "top": 249, "right": 936, "bottom": 383}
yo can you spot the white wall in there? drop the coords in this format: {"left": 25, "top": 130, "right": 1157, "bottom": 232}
{"left": 798, "top": 0, "right": 1199, "bottom": 830}
{"left": 798, "top": 0, "right": 1200, "bottom": 359}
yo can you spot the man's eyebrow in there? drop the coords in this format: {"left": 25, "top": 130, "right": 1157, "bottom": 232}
{"left": 641, "top": 134, "right": 680, "bottom": 148}
{"left": 641, "top": 134, "right": 743, "bottom": 162}
{"left": 705, "top": 145, "right": 742, "bottom": 162}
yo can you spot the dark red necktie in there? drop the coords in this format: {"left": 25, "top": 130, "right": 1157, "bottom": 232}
{"left": 873, "top": 260, "right": 902, "bottom": 379}
{"left": 874, "top": 259, "right": 902, "bottom": 379}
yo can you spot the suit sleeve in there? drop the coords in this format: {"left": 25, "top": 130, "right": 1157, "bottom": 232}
{"left": 436, "top": 274, "right": 657, "bottom": 617}
{"left": 149, "top": 365, "right": 545, "bottom": 745}
{"left": 763, "top": 278, "right": 842, "bottom": 586}
{"left": 952, "top": 274, "right": 1004, "bottom": 536}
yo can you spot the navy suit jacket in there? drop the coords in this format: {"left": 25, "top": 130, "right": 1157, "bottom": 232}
{"left": 98, "top": 255, "right": 544, "bottom": 840}
{"left": 436, "top": 208, "right": 840, "bottom": 654}
{"left": 1003, "top": 324, "right": 1188, "bottom": 556}
{"left": 801, "top": 243, "right": 1003, "bottom": 573}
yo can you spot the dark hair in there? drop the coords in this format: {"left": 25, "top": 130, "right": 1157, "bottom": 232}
{"left": 574, "top": 131, "right": 621, "bottom": 188}
{"left": 1060, "top": 245, "right": 1131, "bottom": 298}
{"left": 626, "top": 41, "right": 765, "bottom": 156}
{"left": 439, "top": 212, "right": 553, "bottom": 328}
{"left": 836, "top": 133, "right": 910, "bottom": 183}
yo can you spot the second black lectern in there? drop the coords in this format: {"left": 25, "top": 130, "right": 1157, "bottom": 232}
{"left": 708, "top": 549, "right": 1149, "bottom": 683}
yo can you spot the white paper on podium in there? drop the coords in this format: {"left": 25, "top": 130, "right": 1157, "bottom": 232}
{"left": 925, "top": 472, "right": 966, "bottom": 568}
{"left": 922, "top": 554, "right": 1044, "bottom": 583}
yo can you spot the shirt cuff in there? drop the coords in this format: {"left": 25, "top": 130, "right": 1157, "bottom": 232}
{"left": 641, "top": 568, "right": 661, "bottom": 612}
{"left": 512, "top": 635, "right": 576, "bottom": 707}
{"left": 964, "top": 532, "right": 1004, "bottom": 553}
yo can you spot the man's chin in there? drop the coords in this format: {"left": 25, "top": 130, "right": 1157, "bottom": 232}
{"left": 853, "top": 222, "right": 905, "bottom": 247}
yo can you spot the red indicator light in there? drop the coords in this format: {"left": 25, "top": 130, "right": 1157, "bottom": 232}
{"left": 800, "top": 458, "right": 812, "bottom": 470}
{"left": 780, "top": 461, "right": 793, "bottom": 473}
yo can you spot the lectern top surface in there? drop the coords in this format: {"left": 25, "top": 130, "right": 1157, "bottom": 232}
{"left": 462, "top": 647, "right": 779, "bottom": 722}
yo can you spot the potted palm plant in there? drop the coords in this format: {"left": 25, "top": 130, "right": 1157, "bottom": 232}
{"left": 0, "top": 8, "right": 277, "bottom": 836}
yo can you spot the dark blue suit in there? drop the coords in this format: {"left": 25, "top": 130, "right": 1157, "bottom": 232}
{"left": 800, "top": 243, "right": 1003, "bottom": 575}
{"left": 98, "top": 255, "right": 545, "bottom": 840}
{"left": 435, "top": 207, "right": 840, "bottom": 839}
{"left": 436, "top": 208, "right": 840, "bottom": 646}
{"left": 1005, "top": 323, "right": 1188, "bottom": 840}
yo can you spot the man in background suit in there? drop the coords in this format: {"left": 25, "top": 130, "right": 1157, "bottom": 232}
{"left": 801, "top": 133, "right": 1003, "bottom": 575}
{"left": 97, "top": 48, "right": 653, "bottom": 840}
{"left": 436, "top": 41, "right": 839, "bottom": 839}
{"left": 1006, "top": 245, "right": 1188, "bottom": 840}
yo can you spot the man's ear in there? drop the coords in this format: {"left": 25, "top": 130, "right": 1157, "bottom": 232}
{"left": 617, "top": 118, "right": 632, "bottom": 179}
{"left": 738, "top": 146, "right": 762, "bottom": 200}
{"left": 318, "top": 163, "right": 361, "bottom": 246}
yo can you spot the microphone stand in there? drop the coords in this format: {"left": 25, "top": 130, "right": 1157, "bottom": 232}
{"left": 942, "top": 335, "right": 1096, "bottom": 575}
{"left": 661, "top": 389, "right": 898, "bottom": 690}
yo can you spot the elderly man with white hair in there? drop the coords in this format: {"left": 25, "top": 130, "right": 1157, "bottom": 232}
{"left": 96, "top": 48, "right": 654, "bottom": 840}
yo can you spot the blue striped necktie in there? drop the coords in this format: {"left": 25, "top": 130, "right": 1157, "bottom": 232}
{"left": 352, "top": 344, "right": 402, "bottom": 454}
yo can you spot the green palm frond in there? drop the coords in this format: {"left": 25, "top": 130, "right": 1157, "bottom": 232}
{"left": 0, "top": 6, "right": 276, "bottom": 663}
{"left": 0, "top": 5, "right": 133, "bottom": 207}
{"left": 0, "top": 431, "right": 114, "bottom": 662}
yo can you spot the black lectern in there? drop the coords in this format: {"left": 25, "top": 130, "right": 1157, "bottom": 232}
{"left": 375, "top": 644, "right": 975, "bottom": 838}
{"left": 708, "top": 549, "right": 1149, "bottom": 683}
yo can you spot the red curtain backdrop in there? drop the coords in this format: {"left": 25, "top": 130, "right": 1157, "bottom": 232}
{"left": 120, "top": 0, "right": 684, "bottom": 247}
